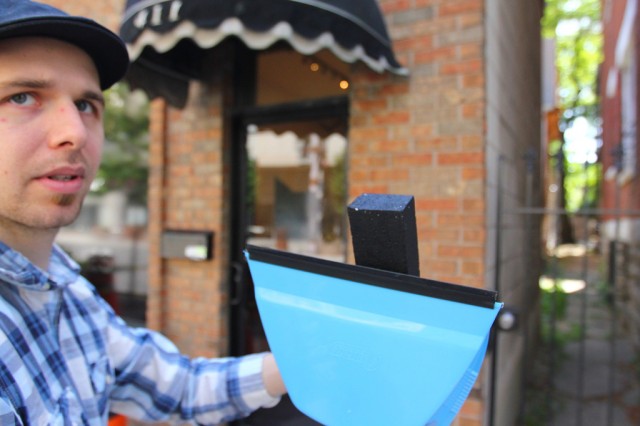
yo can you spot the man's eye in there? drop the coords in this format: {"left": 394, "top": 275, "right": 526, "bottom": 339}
{"left": 10, "top": 93, "right": 36, "bottom": 106}
{"left": 75, "top": 100, "right": 95, "bottom": 114}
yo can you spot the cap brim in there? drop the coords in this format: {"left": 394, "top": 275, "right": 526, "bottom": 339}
{"left": 0, "top": 17, "right": 129, "bottom": 90}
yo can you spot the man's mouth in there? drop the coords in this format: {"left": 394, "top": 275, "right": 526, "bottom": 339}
{"left": 38, "top": 170, "right": 85, "bottom": 194}
{"left": 48, "top": 175, "right": 78, "bottom": 182}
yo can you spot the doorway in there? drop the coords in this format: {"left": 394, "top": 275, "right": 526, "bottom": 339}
{"left": 229, "top": 96, "right": 349, "bottom": 355}
{"left": 228, "top": 96, "right": 349, "bottom": 424}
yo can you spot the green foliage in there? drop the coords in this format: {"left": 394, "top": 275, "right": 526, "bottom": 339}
{"left": 523, "top": 273, "right": 584, "bottom": 425}
{"left": 565, "top": 161, "right": 601, "bottom": 211}
{"left": 540, "top": 281, "right": 584, "bottom": 345}
{"left": 94, "top": 83, "right": 150, "bottom": 205}
{"left": 543, "top": 0, "right": 603, "bottom": 216}
{"left": 542, "top": 0, "right": 603, "bottom": 120}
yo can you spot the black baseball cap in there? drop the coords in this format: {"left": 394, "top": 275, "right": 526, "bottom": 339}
{"left": 0, "top": 0, "right": 129, "bottom": 89}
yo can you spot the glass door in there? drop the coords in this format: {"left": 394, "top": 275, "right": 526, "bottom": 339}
{"left": 244, "top": 117, "right": 348, "bottom": 352}
{"left": 228, "top": 45, "right": 349, "bottom": 424}
{"left": 230, "top": 97, "right": 349, "bottom": 353}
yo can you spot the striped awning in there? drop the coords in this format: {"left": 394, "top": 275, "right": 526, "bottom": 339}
{"left": 120, "top": 0, "right": 407, "bottom": 106}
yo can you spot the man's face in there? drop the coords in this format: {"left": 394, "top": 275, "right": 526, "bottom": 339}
{"left": 0, "top": 37, "right": 104, "bottom": 234}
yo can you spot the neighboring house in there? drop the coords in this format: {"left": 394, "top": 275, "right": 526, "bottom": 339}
{"left": 600, "top": 0, "right": 640, "bottom": 350}
{"left": 44, "top": 1, "right": 545, "bottom": 425}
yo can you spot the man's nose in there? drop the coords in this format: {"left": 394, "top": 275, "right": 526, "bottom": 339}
{"left": 47, "top": 103, "right": 88, "bottom": 149}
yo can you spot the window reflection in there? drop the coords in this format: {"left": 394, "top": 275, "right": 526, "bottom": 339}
{"left": 246, "top": 126, "right": 347, "bottom": 262}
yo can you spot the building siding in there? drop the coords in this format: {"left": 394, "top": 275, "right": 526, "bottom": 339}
{"left": 600, "top": 0, "right": 640, "bottom": 352}
{"left": 485, "top": 1, "right": 543, "bottom": 425}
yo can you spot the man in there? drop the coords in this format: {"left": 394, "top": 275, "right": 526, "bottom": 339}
{"left": 0, "top": 0, "right": 286, "bottom": 424}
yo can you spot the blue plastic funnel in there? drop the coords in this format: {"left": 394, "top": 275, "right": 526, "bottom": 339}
{"left": 245, "top": 245, "right": 502, "bottom": 426}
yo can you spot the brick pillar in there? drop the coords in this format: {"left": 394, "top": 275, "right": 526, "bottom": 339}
{"left": 146, "top": 77, "right": 229, "bottom": 357}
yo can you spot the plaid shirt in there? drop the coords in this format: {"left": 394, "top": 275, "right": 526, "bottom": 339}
{"left": 0, "top": 242, "right": 278, "bottom": 425}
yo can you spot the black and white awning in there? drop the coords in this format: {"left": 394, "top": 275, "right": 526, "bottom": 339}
{"left": 120, "top": 0, "right": 407, "bottom": 106}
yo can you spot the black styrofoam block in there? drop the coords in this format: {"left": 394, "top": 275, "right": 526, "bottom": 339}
{"left": 348, "top": 193, "right": 420, "bottom": 276}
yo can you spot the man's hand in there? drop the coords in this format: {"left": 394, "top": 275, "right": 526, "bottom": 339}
{"left": 262, "top": 353, "right": 286, "bottom": 397}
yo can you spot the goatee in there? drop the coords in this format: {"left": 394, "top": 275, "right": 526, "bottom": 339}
{"left": 53, "top": 194, "right": 77, "bottom": 207}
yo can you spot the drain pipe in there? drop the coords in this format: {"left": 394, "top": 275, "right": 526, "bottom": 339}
{"left": 488, "top": 155, "right": 505, "bottom": 426}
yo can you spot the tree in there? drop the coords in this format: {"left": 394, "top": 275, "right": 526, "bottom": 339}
{"left": 543, "top": 0, "right": 602, "bottom": 122}
{"left": 542, "top": 0, "right": 602, "bottom": 245}
{"left": 94, "top": 83, "right": 150, "bottom": 206}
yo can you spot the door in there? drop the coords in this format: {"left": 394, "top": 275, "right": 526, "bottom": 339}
{"left": 230, "top": 96, "right": 349, "bottom": 354}
{"left": 229, "top": 97, "right": 348, "bottom": 424}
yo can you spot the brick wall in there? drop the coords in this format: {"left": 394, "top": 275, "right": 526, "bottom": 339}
{"left": 599, "top": 0, "right": 640, "bottom": 358}
{"left": 612, "top": 241, "right": 640, "bottom": 352}
{"left": 146, "top": 76, "right": 230, "bottom": 357}
{"left": 368, "top": 0, "right": 488, "bottom": 291}
{"left": 42, "top": 0, "right": 124, "bottom": 32}
{"left": 351, "top": 1, "right": 490, "bottom": 424}
{"left": 600, "top": 0, "right": 640, "bottom": 217}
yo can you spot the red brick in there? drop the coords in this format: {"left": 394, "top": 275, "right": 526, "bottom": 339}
{"left": 416, "top": 136, "right": 459, "bottom": 152}
{"left": 458, "top": 43, "right": 482, "bottom": 59}
{"left": 463, "top": 228, "right": 485, "bottom": 242}
{"left": 349, "top": 184, "right": 390, "bottom": 196}
{"left": 459, "top": 12, "right": 483, "bottom": 29}
{"left": 420, "top": 227, "right": 460, "bottom": 242}
{"left": 393, "top": 153, "right": 434, "bottom": 166}
{"left": 372, "top": 111, "right": 411, "bottom": 125}
{"left": 350, "top": 156, "right": 390, "bottom": 168}
{"left": 461, "top": 135, "right": 484, "bottom": 149}
{"left": 353, "top": 99, "right": 388, "bottom": 112}
{"left": 462, "top": 198, "right": 485, "bottom": 211}
{"left": 462, "top": 167, "right": 484, "bottom": 180}
{"left": 414, "top": 0, "right": 439, "bottom": 6}
{"left": 458, "top": 418, "right": 483, "bottom": 426}
{"left": 424, "top": 259, "right": 458, "bottom": 275}
{"left": 438, "top": 214, "right": 484, "bottom": 227}
{"left": 410, "top": 124, "right": 435, "bottom": 138}
{"left": 379, "top": 84, "right": 411, "bottom": 96}
{"left": 438, "top": 245, "right": 483, "bottom": 258}
{"left": 441, "top": 59, "right": 483, "bottom": 75}
{"left": 416, "top": 198, "right": 460, "bottom": 211}
{"left": 369, "top": 139, "right": 410, "bottom": 153}
{"left": 462, "top": 102, "right": 484, "bottom": 118}
{"left": 416, "top": 46, "right": 457, "bottom": 64}
{"left": 438, "top": 152, "right": 484, "bottom": 165}
{"left": 460, "top": 397, "right": 484, "bottom": 417}
{"left": 395, "top": 35, "right": 434, "bottom": 52}
{"left": 380, "top": 0, "right": 413, "bottom": 13}
{"left": 350, "top": 127, "right": 388, "bottom": 141}
{"left": 439, "top": 0, "right": 484, "bottom": 17}
{"left": 462, "top": 73, "right": 485, "bottom": 88}
{"left": 462, "top": 260, "right": 484, "bottom": 275}
{"left": 371, "top": 168, "right": 410, "bottom": 181}
{"left": 350, "top": 169, "right": 372, "bottom": 182}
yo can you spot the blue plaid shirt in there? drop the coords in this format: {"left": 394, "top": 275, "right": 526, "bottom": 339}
{"left": 0, "top": 242, "right": 279, "bottom": 425}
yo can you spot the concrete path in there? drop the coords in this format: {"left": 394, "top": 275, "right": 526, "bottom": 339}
{"left": 549, "top": 281, "right": 640, "bottom": 426}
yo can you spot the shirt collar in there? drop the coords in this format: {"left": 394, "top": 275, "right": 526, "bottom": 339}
{"left": 0, "top": 241, "right": 81, "bottom": 290}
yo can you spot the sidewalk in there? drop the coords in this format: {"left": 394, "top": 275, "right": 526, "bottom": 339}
{"left": 549, "top": 270, "right": 640, "bottom": 425}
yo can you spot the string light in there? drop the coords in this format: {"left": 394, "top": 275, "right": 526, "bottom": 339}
{"left": 302, "top": 55, "right": 349, "bottom": 91}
